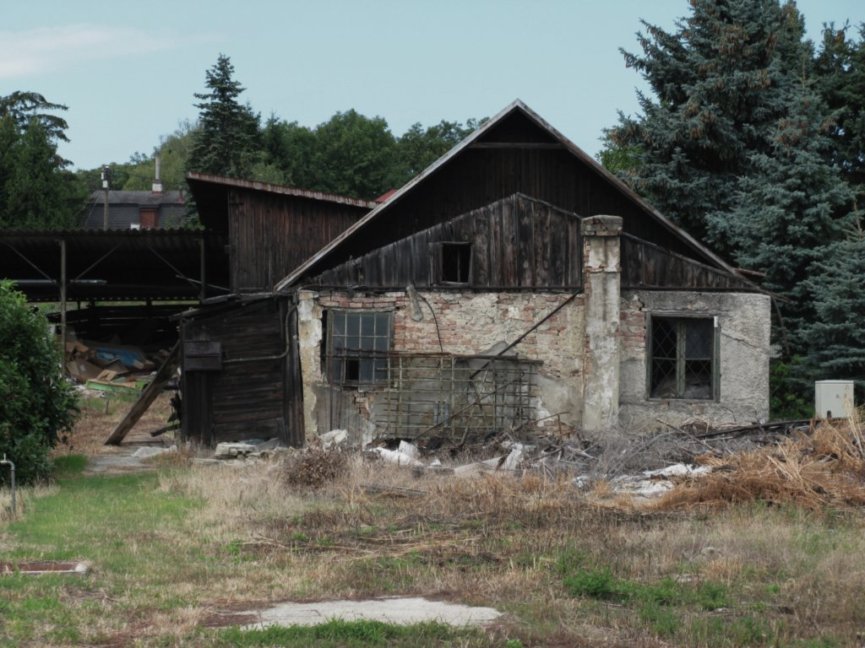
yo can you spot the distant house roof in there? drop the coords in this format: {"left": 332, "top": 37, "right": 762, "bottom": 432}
{"left": 83, "top": 190, "right": 187, "bottom": 230}
{"left": 275, "top": 99, "right": 742, "bottom": 292}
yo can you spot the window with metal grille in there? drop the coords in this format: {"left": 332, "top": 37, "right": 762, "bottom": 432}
{"left": 649, "top": 316, "right": 716, "bottom": 400}
{"left": 326, "top": 311, "right": 392, "bottom": 386}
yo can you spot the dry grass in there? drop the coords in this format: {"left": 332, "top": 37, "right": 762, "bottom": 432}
{"left": 654, "top": 413, "right": 865, "bottom": 511}
{"left": 4, "top": 399, "right": 865, "bottom": 645}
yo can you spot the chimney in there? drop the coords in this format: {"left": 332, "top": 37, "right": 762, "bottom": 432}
{"left": 152, "top": 156, "right": 163, "bottom": 194}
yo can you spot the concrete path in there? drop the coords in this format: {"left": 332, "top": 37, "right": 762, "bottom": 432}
{"left": 239, "top": 597, "right": 502, "bottom": 629}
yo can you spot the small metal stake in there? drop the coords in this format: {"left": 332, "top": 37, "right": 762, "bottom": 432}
{"left": 1, "top": 454, "right": 15, "bottom": 517}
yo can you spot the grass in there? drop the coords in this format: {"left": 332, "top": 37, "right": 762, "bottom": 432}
{"left": 2, "top": 404, "right": 865, "bottom": 645}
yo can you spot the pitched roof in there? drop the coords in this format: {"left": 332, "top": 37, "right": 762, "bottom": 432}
{"left": 275, "top": 99, "right": 741, "bottom": 292}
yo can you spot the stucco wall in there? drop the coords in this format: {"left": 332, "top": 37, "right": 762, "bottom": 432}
{"left": 618, "top": 290, "right": 771, "bottom": 432}
{"left": 297, "top": 289, "right": 586, "bottom": 440}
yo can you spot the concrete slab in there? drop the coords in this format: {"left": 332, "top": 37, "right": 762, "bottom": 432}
{"left": 239, "top": 597, "right": 502, "bottom": 629}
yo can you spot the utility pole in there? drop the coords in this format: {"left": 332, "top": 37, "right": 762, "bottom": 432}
{"left": 101, "top": 165, "right": 111, "bottom": 230}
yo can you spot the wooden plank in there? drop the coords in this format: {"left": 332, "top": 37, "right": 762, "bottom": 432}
{"left": 104, "top": 342, "right": 180, "bottom": 445}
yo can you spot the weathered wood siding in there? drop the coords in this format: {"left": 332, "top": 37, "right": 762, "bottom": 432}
{"left": 315, "top": 112, "right": 715, "bottom": 272}
{"left": 310, "top": 194, "right": 581, "bottom": 290}
{"left": 228, "top": 190, "right": 365, "bottom": 293}
{"left": 181, "top": 299, "right": 303, "bottom": 446}
{"left": 620, "top": 235, "right": 752, "bottom": 290}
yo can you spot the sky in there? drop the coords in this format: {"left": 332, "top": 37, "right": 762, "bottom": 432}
{"left": 3, "top": 0, "right": 864, "bottom": 172}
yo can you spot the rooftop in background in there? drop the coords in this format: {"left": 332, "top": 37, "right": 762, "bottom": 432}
{"left": 82, "top": 189, "right": 188, "bottom": 230}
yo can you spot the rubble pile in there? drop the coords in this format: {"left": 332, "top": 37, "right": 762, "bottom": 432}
{"left": 65, "top": 335, "right": 171, "bottom": 397}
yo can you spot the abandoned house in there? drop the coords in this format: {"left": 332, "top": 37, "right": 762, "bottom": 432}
{"left": 179, "top": 100, "right": 771, "bottom": 448}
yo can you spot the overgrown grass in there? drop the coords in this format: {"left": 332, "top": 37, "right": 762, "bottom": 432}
{"left": 1, "top": 435, "right": 864, "bottom": 645}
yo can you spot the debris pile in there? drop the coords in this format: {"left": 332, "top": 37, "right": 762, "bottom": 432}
{"left": 65, "top": 335, "right": 171, "bottom": 397}
{"left": 653, "top": 417, "right": 865, "bottom": 511}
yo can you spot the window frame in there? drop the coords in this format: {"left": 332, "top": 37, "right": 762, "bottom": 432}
{"left": 325, "top": 309, "right": 393, "bottom": 388}
{"left": 646, "top": 313, "right": 719, "bottom": 401}
{"left": 431, "top": 241, "right": 472, "bottom": 286}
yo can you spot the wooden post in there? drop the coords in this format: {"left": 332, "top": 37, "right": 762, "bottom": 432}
{"left": 59, "top": 239, "right": 67, "bottom": 370}
{"left": 199, "top": 237, "right": 206, "bottom": 302}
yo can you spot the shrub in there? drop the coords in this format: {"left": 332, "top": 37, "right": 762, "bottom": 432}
{"left": 283, "top": 447, "right": 348, "bottom": 489}
{"left": 0, "top": 281, "right": 77, "bottom": 484}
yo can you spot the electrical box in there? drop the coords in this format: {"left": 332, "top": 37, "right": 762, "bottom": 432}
{"left": 814, "top": 380, "right": 854, "bottom": 419}
{"left": 184, "top": 340, "right": 222, "bottom": 371}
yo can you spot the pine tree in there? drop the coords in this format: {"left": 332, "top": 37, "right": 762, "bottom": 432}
{"left": 607, "top": 0, "right": 812, "bottom": 251}
{"left": 187, "top": 54, "right": 261, "bottom": 178}
{"left": 800, "top": 219, "right": 865, "bottom": 380}
{"left": 710, "top": 86, "right": 856, "bottom": 349}
{"left": 814, "top": 23, "right": 865, "bottom": 196}
{"left": 0, "top": 93, "right": 85, "bottom": 229}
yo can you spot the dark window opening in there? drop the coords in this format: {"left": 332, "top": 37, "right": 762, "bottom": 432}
{"left": 326, "top": 310, "right": 392, "bottom": 387}
{"left": 441, "top": 242, "right": 471, "bottom": 284}
{"left": 649, "top": 316, "right": 715, "bottom": 400}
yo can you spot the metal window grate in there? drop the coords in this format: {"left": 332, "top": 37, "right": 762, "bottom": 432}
{"left": 377, "top": 353, "right": 538, "bottom": 442}
{"left": 650, "top": 316, "right": 714, "bottom": 400}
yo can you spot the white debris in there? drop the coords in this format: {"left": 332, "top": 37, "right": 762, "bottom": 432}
{"left": 319, "top": 429, "right": 348, "bottom": 448}
{"left": 368, "top": 447, "right": 423, "bottom": 467}
{"left": 642, "top": 463, "right": 711, "bottom": 478}
{"left": 397, "top": 440, "right": 420, "bottom": 459}
{"left": 131, "top": 446, "right": 171, "bottom": 459}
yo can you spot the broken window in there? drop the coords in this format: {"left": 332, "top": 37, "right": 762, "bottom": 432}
{"left": 649, "top": 316, "right": 715, "bottom": 400}
{"left": 435, "top": 242, "right": 471, "bottom": 284}
{"left": 326, "top": 310, "right": 391, "bottom": 386}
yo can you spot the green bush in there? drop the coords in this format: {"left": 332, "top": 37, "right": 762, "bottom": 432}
{"left": 0, "top": 281, "right": 77, "bottom": 484}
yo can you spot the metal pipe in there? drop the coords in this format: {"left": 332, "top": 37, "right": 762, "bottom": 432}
{"left": 1, "top": 454, "right": 15, "bottom": 518}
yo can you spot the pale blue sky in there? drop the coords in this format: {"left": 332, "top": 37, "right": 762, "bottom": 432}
{"left": 3, "top": 0, "right": 863, "bottom": 171}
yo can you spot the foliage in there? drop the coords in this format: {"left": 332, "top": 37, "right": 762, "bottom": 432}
{"left": 187, "top": 54, "right": 261, "bottom": 178}
{"left": 707, "top": 86, "right": 857, "bottom": 348}
{"left": 0, "top": 92, "right": 87, "bottom": 229}
{"left": 606, "top": 0, "right": 815, "bottom": 252}
{"left": 0, "top": 282, "right": 77, "bottom": 484}
{"left": 259, "top": 113, "right": 483, "bottom": 199}
{"left": 116, "top": 121, "right": 198, "bottom": 192}
{"left": 770, "top": 358, "right": 812, "bottom": 420}
{"left": 800, "top": 220, "right": 865, "bottom": 382}
{"left": 814, "top": 22, "right": 865, "bottom": 194}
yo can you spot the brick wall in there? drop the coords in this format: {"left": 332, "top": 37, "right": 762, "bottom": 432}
{"left": 299, "top": 289, "right": 586, "bottom": 439}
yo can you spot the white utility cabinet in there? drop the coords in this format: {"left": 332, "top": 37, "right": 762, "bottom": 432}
{"left": 814, "top": 380, "right": 855, "bottom": 419}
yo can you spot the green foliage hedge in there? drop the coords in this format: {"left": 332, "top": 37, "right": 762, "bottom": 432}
{"left": 0, "top": 281, "right": 77, "bottom": 484}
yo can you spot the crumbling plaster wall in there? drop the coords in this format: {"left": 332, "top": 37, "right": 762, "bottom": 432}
{"left": 296, "top": 289, "right": 586, "bottom": 440}
{"left": 618, "top": 290, "right": 771, "bottom": 432}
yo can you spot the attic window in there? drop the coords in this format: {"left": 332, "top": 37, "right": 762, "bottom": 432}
{"left": 439, "top": 242, "right": 471, "bottom": 284}
{"left": 648, "top": 316, "right": 716, "bottom": 400}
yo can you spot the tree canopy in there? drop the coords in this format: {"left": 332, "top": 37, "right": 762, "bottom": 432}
{"left": 0, "top": 92, "right": 86, "bottom": 229}
{"left": 187, "top": 54, "right": 261, "bottom": 178}
{"left": 602, "top": 0, "right": 865, "bottom": 401}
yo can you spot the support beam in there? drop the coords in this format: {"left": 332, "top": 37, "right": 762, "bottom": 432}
{"left": 59, "top": 239, "right": 67, "bottom": 370}
{"left": 199, "top": 237, "right": 206, "bottom": 302}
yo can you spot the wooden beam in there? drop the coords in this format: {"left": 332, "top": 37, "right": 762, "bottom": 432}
{"left": 468, "top": 142, "right": 565, "bottom": 150}
{"left": 104, "top": 342, "right": 180, "bottom": 445}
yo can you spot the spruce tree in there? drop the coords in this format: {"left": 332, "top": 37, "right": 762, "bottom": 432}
{"left": 709, "top": 86, "right": 856, "bottom": 350}
{"left": 607, "top": 0, "right": 811, "bottom": 251}
{"left": 187, "top": 54, "right": 261, "bottom": 178}
{"left": 800, "top": 219, "right": 865, "bottom": 381}
{"left": 814, "top": 23, "right": 865, "bottom": 196}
